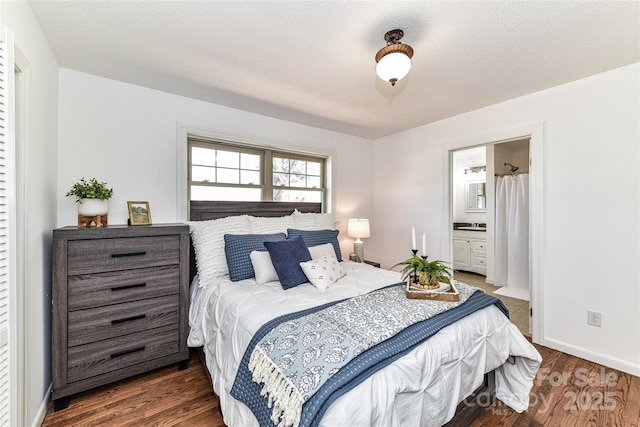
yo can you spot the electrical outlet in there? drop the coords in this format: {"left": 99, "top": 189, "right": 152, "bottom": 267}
{"left": 587, "top": 310, "right": 602, "bottom": 327}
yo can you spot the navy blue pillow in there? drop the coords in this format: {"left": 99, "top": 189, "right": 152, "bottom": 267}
{"left": 287, "top": 228, "right": 342, "bottom": 261}
{"left": 263, "top": 235, "right": 312, "bottom": 289}
{"left": 224, "top": 233, "right": 286, "bottom": 281}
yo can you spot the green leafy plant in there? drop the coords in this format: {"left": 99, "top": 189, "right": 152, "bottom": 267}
{"left": 391, "top": 255, "right": 453, "bottom": 287}
{"left": 66, "top": 177, "right": 114, "bottom": 203}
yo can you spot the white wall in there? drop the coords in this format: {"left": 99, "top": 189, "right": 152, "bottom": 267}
{"left": 57, "top": 69, "right": 374, "bottom": 257}
{"left": 372, "top": 63, "right": 640, "bottom": 375}
{"left": 0, "top": 2, "right": 59, "bottom": 425}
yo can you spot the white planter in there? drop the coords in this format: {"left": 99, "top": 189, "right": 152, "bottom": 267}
{"left": 77, "top": 198, "right": 109, "bottom": 216}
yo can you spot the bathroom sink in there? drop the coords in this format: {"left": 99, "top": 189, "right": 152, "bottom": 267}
{"left": 457, "top": 226, "right": 486, "bottom": 231}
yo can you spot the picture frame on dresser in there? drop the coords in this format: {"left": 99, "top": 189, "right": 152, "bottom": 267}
{"left": 51, "top": 224, "right": 190, "bottom": 410}
{"left": 127, "top": 201, "right": 152, "bottom": 225}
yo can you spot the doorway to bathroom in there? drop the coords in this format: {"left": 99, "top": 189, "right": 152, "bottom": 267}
{"left": 450, "top": 138, "right": 532, "bottom": 336}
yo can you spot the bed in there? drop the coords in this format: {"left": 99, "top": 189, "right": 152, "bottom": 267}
{"left": 187, "top": 201, "right": 541, "bottom": 427}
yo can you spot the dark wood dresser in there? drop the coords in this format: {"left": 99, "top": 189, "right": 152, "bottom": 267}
{"left": 51, "top": 224, "right": 190, "bottom": 410}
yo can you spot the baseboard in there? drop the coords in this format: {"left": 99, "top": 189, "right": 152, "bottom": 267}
{"left": 544, "top": 338, "right": 640, "bottom": 377}
{"left": 31, "top": 383, "right": 51, "bottom": 427}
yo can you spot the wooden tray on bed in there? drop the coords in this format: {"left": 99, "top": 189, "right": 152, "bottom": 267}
{"left": 405, "top": 277, "right": 460, "bottom": 301}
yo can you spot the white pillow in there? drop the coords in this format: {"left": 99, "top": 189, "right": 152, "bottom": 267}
{"left": 292, "top": 209, "right": 335, "bottom": 230}
{"left": 248, "top": 215, "right": 296, "bottom": 234}
{"left": 308, "top": 243, "right": 337, "bottom": 260}
{"left": 250, "top": 250, "right": 279, "bottom": 285}
{"left": 189, "top": 215, "right": 251, "bottom": 285}
{"left": 299, "top": 255, "right": 346, "bottom": 291}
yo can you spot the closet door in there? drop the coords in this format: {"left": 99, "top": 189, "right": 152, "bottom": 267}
{"left": 0, "top": 25, "right": 16, "bottom": 426}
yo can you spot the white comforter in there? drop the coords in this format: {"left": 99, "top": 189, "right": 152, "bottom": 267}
{"left": 188, "top": 261, "right": 541, "bottom": 427}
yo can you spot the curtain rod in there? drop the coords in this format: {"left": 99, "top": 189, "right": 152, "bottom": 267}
{"left": 494, "top": 171, "right": 528, "bottom": 177}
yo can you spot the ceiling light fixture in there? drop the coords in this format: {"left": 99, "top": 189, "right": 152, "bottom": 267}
{"left": 375, "top": 29, "right": 414, "bottom": 86}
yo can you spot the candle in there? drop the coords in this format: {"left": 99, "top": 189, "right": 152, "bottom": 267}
{"left": 411, "top": 227, "right": 416, "bottom": 250}
{"left": 422, "top": 233, "right": 427, "bottom": 256}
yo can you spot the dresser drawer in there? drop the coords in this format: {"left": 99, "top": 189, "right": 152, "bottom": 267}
{"left": 67, "top": 236, "right": 180, "bottom": 275}
{"left": 68, "top": 295, "right": 179, "bottom": 347}
{"left": 68, "top": 265, "right": 180, "bottom": 311}
{"left": 67, "top": 325, "right": 179, "bottom": 383}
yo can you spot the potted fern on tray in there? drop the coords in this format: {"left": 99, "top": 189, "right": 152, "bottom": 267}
{"left": 392, "top": 255, "right": 453, "bottom": 289}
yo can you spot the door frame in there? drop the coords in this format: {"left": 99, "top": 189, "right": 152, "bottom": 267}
{"left": 442, "top": 123, "right": 544, "bottom": 344}
{"left": 9, "top": 33, "right": 29, "bottom": 427}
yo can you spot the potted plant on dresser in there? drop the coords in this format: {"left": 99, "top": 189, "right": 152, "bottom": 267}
{"left": 66, "top": 177, "right": 114, "bottom": 227}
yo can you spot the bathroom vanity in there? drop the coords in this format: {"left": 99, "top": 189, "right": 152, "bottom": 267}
{"left": 453, "top": 228, "right": 487, "bottom": 275}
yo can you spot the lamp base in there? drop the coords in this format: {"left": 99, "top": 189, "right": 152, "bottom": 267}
{"left": 354, "top": 241, "right": 364, "bottom": 263}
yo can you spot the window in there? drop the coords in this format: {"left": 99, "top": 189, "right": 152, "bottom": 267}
{"left": 272, "top": 155, "right": 323, "bottom": 203}
{"left": 188, "top": 137, "right": 326, "bottom": 204}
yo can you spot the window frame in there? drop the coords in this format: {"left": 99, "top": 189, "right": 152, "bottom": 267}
{"left": 269, "top": 150, "right": 325, "bottom": 199}
{"left": 187, "top": 137, "right": 327, "bottom": 205}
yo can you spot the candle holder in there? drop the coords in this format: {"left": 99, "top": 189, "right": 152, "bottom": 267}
{"left": 411, "top": 250, "right": 419, "bottom": 284}
{"left": 421, "top": 255, "right": 428, "bottom": 260}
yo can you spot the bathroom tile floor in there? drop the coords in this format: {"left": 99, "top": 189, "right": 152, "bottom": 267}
{"left": 454, "top": 271, "right": 531, "bottom": 337}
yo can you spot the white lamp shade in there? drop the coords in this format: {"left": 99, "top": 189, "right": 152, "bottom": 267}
{"left": 347, "top": 218, "right": 370, "bottom": 239}
{"left": 376, "top": 52, "right": 412, "bottom": 83}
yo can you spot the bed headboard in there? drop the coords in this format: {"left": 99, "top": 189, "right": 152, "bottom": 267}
{"left": 189, "top": 201, "right": 323, "bottom": 281}
{"left": 190, "top": 201, "right": 321, "bottom": 221}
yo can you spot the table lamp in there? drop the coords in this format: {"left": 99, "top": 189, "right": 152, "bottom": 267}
{"left": 347, "top": 218, "right": 370, "bottom": 262}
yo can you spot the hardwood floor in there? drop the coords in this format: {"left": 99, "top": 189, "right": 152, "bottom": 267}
{"left": 469, "top": 343, "right": 640, "bottom": 427}
{"left": 42, "top": 347, "right": 640, "bottom": 427}
{"left": 42, "top": 351, "right": 222, "bottom": 427}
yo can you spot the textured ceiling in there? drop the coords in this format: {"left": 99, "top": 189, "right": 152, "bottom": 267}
{"left": 28, "top": 1, "right": 639, "bottom": 139}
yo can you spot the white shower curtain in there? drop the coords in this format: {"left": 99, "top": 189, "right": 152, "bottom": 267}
{"left": 495, "top": 174, "right": 529, "bottom": 299}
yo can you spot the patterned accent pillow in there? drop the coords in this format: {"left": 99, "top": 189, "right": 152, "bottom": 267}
{"left": 248, "top": 215, "right": 296, "bottom": 234}
{"left": 300, "top": 255, "right": 346, "bottom": 291}
{"left": 224, "top": 233, "right": 286, "bottom": 282}
{"left": 264, "top": 236, "right": 312, "bottom": 289}
{"left": 287, "top": 229, "right": 342, "bottom": 261}
{"left": 292, "top": 210, "right": 335, "bottom": 230}
{"left": 249, "top": 250, "right": 279, "bottom": 285}
{"left": 189, "top": 215, "right": 251, "bottom": 284}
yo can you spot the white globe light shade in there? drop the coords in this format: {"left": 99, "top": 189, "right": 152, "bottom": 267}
{"left": 376, "top": 51, "right": 412, "bottom": 83}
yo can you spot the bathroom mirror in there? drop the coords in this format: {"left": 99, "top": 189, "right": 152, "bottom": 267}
{"left": 466, "top": 181, "right": 486, "bottom": 212}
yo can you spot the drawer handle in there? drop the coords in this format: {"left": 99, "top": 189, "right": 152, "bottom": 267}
{"left": 110, "top": 346, "right": 146, "bottom": 359}
{"left": 111, "top": 251, "right": 147, "bottom": 258}
{"left": 111, "top": 283, "right": 146, "bottom": 291}
{"left": 111, "top": 314, "right": 146, "bottom": 325}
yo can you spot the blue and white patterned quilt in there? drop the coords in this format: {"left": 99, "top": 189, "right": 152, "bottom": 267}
{"left": 231, "top": 282, "right": 508, "bottom": 427}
